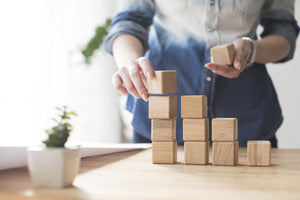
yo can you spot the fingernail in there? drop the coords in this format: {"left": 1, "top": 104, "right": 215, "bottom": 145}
{"left": 204, "top": 64, "right": 209, "bottom": 68}
{"left": 147, "top": 72, "right": 153, "bottom": 79}
{"left": 236, "top": 61, "right": 241, "bottom": 70}
{"left": 143, "top": 93, "right": 149, "bottom": 102}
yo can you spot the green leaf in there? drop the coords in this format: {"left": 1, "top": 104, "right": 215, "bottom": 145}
{"left": 55, "top": 107, "right": 63, "bottom": 111}
{"left": 81, "top": 18, "right": 112, "bottom": 64}
{"left": 66, "top": 112, "right": 77, "bottom": 116}
{"left": 62, "top": 115, "right": 70, "bottom": 120}
{"left": 66, "top": 122, "right": 72, "bottom": 126}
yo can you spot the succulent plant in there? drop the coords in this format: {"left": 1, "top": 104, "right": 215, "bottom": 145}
{"left": 43, "top": 106, "right": 77, "bottom": 148}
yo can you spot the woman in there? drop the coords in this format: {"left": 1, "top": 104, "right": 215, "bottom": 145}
{"left": 104, "top": 0, "right": 299, "bottom": 147}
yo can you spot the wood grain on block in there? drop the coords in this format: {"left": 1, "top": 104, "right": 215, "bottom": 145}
{"left": 149, "top": 96, "right": 177, "bottom": 119}
{"left": 151, "top": 119, "right": 176, "bottom": 142}
{"left": 212, "top": 118, "right": 238, "bottom": 142}
{"left": 212, "top": 141, "right": 239, "bottom": 166}
{"left": 210, "top": 43, "right": 235, "bottom": 65}
{"left": 181, "top": 95, "right": 207, "bottom": 118}
{"left": 184, "top": 141, "right": 209, "bottom": 165}
{"left": 152, "top": 141, "right": 177, "bottom": 164}
{"left": 183, "top": 118, "right": 209, "bottom": 141}
{"left": 247, "top": 140, "right": 271, "bottom": 167}
{"left": 147, "top": 70, "right": 177, "bottom": 94}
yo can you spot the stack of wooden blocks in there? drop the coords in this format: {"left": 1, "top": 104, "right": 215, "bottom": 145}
{"left": 148, "top": 70, "right": 177, "bottom": 164}
{"left": 182, "top": 95, "right": 209, "bottom": 165}
{"left": 147, "top": 40, "right": 273, "bottom": 167}
{"left": 212, "top": 118, "right": 239, "bottom": 166}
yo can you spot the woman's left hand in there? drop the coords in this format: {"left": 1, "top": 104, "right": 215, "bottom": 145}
{"left": 205, "top": 38, "right": 253, "bottom": 79}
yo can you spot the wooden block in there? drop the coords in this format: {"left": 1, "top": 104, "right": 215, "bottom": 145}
{"left": 247, "top": 140, "right": 271, "bottom": 167}
{"left": 149, "top": 96, "right": 177, "bottom": 119}
{"left": 152, "top": 141, "right": 177, "bottom": 164}
{"left": 184, "top": 141, "right": 209, "bottom": 165}
{"left": 181, "top": 95, "right": 207, "bottom": 118}
{"left": 183, "top": 119, "right": 209, "bottom": 141}
{"left": 147, "top": 70, "right": 177, "bottom": 94}
{"left": 151, "top": 119, "right": 176, "bottom": 142}
{"left": 210, "top": 43, "right": 235, "bottom": 65}
{"left": 212, "top": 141, "right": 239, "bottom": 166}
{"left": 212, "top": 118, "right": 238, "bottom": 142}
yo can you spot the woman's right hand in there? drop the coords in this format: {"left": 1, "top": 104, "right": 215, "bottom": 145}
{"left": 112, "top": 57, "right": 154, "bottom": 102}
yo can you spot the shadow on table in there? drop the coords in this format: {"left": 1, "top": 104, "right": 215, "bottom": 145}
{"left": 79, "top": 149, "right": 143, "bottom": 174}
{"left": 27, "top": 185, "right": 91, "bottom": 200}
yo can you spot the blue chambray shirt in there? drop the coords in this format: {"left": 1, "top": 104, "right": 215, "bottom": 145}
{"left": 105, "top": 0, "right": 299, "bottom": 146}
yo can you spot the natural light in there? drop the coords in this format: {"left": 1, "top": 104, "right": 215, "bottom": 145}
{"left": 0, "top": 0, "right": 122, "bottom": 145}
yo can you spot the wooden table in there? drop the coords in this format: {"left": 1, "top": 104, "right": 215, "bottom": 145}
{"left": 0, "top": 147, "right": 300, "bottom": 200}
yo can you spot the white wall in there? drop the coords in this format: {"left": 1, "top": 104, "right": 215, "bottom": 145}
{"left": 0, "top": 0, "right": 121, "bottom": 145}
{"left": 268, "top": 1, "right": 300, "bottom": 148}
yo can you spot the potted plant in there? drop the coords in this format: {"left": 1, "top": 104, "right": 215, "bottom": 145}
{"left": 27, "top": 106, "right": 80, "bottom": 187}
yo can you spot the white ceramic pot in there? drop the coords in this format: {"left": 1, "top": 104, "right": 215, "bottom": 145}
{"left": 27, "top": 146, "right": 80, "bottom": 187}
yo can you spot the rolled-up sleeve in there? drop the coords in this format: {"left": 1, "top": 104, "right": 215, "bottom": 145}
{"left": 260, "top": 0, "right": 299, "bottom": 62}
{"left": 104, "top": 0, "right": 155, "bottom": 55}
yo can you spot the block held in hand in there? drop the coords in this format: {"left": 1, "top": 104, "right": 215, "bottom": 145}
{"left": 147, "top": 70, "right": 177, "bottom": 94}
{"left": 210, "top": 43, "right": 235, "bottom": 65}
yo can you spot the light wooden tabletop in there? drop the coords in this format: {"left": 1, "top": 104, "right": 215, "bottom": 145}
{"left": 0, "top": 147, "right": 300, "bottom": 200}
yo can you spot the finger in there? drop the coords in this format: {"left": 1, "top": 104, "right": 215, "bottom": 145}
{"left": 140, "top": 72, "right": 148, "bottom": 89}
{"left": 233, "top": 39, "right": 251, "bottom": 70}
{"left": 206, "top": 63, "right": 239, "bottom": 78}
{"left": 137, "top": 57, "right": 154, "bottom": 79}
{"left": 233, "top": 59, "right": 242, "bottom": 71}
{"left": 119, "top": 67, "right": 141, "bottom": 98}
{"left": 205, "top": 63, "right": 240, "bottom": 79}
{"left": 128, "top": 61, "right": 149, "bottom": 101}
{"left": 233, "top": 43, "right": 244, "bottom": 70}
{"left": 233, "top": 50, "right": 248, "bottom": 71}
{"left": 112, "top": 72, "right": 128, "bottom": 95}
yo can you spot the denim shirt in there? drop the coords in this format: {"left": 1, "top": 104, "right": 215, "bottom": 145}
{"left": 105, "top": 0, "right": 299, "bottom": 146}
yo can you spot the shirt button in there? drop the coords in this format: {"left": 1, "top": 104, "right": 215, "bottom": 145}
{"left": 210, "top": 0, "right": 214, "bottom": 5}
{"left": 206, "top": 76, "right": 212, "bottom": 82}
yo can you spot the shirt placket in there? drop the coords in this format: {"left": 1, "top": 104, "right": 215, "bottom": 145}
{"left": 204, "top": 0, "right": 219, "bottom": 119}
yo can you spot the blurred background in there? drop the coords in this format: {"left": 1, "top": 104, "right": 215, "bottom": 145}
{"left": 0, "top": 0, "right": 299, "bottom": 148}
